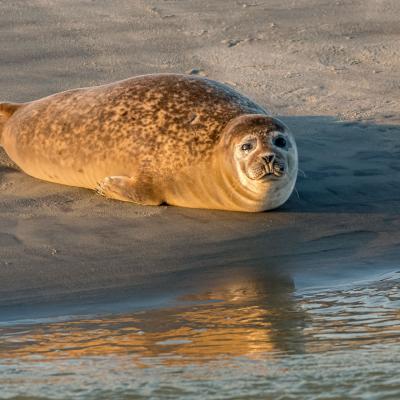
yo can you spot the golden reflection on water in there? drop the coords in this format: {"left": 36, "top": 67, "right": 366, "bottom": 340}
{"left": 0, "top": 272, "right": 306, "bottom": 365}
{"left": 1, "top": 271, "right": 399, "bottom": 366}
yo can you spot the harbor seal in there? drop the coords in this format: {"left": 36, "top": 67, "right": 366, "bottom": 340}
{"left": 0, "top": 74, "right": 297, "bottom": 212}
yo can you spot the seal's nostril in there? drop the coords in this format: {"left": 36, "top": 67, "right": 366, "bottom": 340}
{"left": 263, "top": 154, "right": 275, "bottom": 163}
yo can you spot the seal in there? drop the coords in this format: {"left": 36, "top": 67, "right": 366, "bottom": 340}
{"left": 0, "top": 74, "right": 297, "bottom": 212}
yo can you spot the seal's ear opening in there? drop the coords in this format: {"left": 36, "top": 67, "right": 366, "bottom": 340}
{"left": 221, "top": 114, "right": 281, "bottom": 148}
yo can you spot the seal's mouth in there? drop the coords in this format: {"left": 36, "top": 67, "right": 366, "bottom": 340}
{"left": 270, "top": 159, "right": 285, "bottom": 177}
{"left": 247, "top": 158, "right": 286, "bottom": 180}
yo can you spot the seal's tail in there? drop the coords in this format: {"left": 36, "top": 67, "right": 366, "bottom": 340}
{"left": 0, "top": 102, "right": 23, "bottom": 145}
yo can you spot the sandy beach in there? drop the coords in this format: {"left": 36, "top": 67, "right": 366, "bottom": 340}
{"left": 0, "top": 0, "right": 399, "bottom": 317}
{"left": 0, "top": 2, "right": 400, "bottom": 399}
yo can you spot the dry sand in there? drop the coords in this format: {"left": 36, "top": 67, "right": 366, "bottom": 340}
{"left": 0, "top": 0, "right": 399, "bottom": 320}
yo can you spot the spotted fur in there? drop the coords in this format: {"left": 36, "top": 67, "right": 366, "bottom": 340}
{"left": 0, "top": 74, "right": 297, "bottom": 211}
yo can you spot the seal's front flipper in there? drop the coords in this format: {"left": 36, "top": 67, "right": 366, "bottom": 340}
{"left": 96, "top": 176, "right": 163, "bottom": 205}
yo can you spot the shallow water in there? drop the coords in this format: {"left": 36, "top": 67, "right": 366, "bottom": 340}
{"left": 1, "top": 269, "right": 399, "bottom": 399}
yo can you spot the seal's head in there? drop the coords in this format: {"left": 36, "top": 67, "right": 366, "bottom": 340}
{"left": 221, "top": 114, "right": 298, "bottom": 211}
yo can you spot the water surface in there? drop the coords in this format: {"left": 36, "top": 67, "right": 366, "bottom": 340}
{"left": 1, "top": 268, "right": 399, "bottom": 399}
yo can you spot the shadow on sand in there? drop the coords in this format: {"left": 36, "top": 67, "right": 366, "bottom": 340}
{"left": 282, "top": 116, "right": 400, "bottom": 214}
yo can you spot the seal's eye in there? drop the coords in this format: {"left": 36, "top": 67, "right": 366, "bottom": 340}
{"left": 241, "top": 143, "right": 253, "bottom": 152}
{"left": 274, "top": 137, "right": 287, "bottom": 148}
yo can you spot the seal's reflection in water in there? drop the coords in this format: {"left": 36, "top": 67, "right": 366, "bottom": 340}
{"left": 173, "top": 268, "right": 307, "bottom": 361}
{"left": 0, "top": 268, "right": 307, "bottom": 365}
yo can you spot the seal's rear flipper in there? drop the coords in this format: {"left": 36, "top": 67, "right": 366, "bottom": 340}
{"left": 0, "top": 102, "right": 22, "bottom": 118}
{"left": 0, "top": 102, "right": 23, "bottom": 145}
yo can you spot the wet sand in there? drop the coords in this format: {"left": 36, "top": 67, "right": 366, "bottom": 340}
{"left": 1, "top": 0, "right": 400, "bottom": 321}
